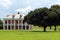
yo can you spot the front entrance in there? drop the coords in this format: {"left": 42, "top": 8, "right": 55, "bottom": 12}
{"left": 8, "top": 26, "right": 10, "bottom": 30}
{"left": 12, "top": 26, "right": 14, "bottom": 30}
{"left": 23, "top": 25, "right": 25, "bottom": 30}
{"left": 19, "top": 26, "right": 21, "bottom": 30}
{"left": 15, "top": 26, "right": 18, "bottom": 30}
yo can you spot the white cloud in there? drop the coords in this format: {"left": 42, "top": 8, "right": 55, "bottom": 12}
{"left": 55, "top": 0, "right": 60, "bottom": 5}
{"left": 24, "top": 0, "right": 31, "bottom": 5}
{"left": 1, "top": 0, "right": 60, "bottom": 20}
{"left": 16, "top": 5, "right": 33, "bottom": 15}
{"left": 0, "top": 11, "right": 11, "bottom": 19}
{"left": 0, "top": 0, "right": 13, "bottom": 9}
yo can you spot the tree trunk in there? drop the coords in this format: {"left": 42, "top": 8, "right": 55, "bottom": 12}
{"left": 50, "top": 26, "right": 51, "bottom": 29}
{"left": 49, "top": 22, "right": 51, "bottom": 29}
{"left": 54, "top": 22, "right": 56, "bottom": 31}
{"left": 44, "top": 26, "right": 46, "bottom": 32}
{"left": 54, "top": 25, "right": 56, "bottom": 31}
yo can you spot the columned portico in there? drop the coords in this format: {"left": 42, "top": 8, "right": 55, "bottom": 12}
{"left": 10, "top": 20, "right": 12, "bottom": 30}
{"left": 21, "top": 23, "right": 23, "bottom": 30}
{"left": 18, "top": 20, "right": 19, "bottom": 30}
{"left": 7, "top": 20, "right": 8, "bottom": 30}
{"left": 25, "top": 25, "right": 26, "bottom": 30}
{"left": 14, "top": 20, "right": 15, "bottom": 30}
{"left": 3, "top": 13, "right": 33, "bottom": 30}
{"left": 3, "top": 20, "right": 33, "bottom": 30}
{"left": 3, "top": 20, "right": 5, "bottom": 30}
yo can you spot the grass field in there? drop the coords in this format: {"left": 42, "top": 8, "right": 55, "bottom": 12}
{"left": 0, "top": 26, "right": 60, "bottom": 40}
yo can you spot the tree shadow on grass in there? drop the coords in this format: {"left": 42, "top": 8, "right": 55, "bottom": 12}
{"left": 30, "top": 31, "right": 44, "bottom": 32}
{"left": 30, "top": 30, "right": 60, "bottom": 32}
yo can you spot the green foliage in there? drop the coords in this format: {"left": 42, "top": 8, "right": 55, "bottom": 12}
{"left": 0, "top": 19, "right": 3, "bottom": 29}
{"left": 24, "top": 5, "right": 60, "bottom": 32}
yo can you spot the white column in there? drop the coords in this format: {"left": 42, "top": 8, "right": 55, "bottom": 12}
{"left": 25, "top": 25, "right": 26, "bottom": 30}
{"left": 25, "top": 23, "right": 27, "bottom": 30}
{"left": 29, "top": 25, "right": 30, "bottom": 30}
{"left": 10, "top": 20, "right": 12, "bottom": 30}
{"left": 21, "top": 20, "right": 22, "bottom": 23}
{"left": 18, "top": 20, "right": 19, "bottom": 30}
{"left": 14, "top": 20, "right": 15, "bottom": 30}
{"left": 7, "top": 20, "right": 8, "bottom": 30}
{"left": 21, "top": 23, "right": 23, "bottom": 30}
{"left": 3, "top": 20, "right": 5, "bottom": 30}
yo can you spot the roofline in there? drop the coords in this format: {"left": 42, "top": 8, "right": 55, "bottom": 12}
{"left": 3, "top": 18, "right": 24, "bottom": 20}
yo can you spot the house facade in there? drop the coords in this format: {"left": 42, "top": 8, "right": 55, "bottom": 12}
{"left": 3, "top": 12, "right": 33, "bottom": 30}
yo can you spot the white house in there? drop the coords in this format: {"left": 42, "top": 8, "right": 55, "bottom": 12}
{"left": 3, "top": 12, "right": 33, "bottom": 30}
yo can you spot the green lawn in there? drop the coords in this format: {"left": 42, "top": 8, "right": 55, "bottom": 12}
{"left": 0, "top": 26, "right": 60, "bottom": 40}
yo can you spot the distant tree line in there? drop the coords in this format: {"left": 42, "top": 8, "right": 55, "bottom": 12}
{"left": 24, "top": 5, "right": 60, "bottom": 32}
{"left": 0, "top": 19, "right": 3, "bottom": 29}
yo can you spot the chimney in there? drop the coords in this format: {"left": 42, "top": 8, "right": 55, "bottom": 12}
{"left": 7, "top": 15, "right": 9, "bottom": 17}
{"left": 17, "top": 12, "right": 20, "bottom": 14}
{"left": 12, "top": 15, "right": 15, "bottom": 18}
{"left": 20, "top": 15, "right": 22, "bottom": 18}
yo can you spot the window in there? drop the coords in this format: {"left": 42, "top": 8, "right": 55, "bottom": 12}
{"left": 12, "top": 20, "right": 14, "bottom": 24}
{"left": 5, "top": 20, "right": 7, "bottom": 24}
{"left": 16, "top": 20, "right": 18, "bottom": 24}
{"left": 19, "top": 20, "right": 21, "bottom": 24}
{"left": 8, "top": 20, "right": 10, "bottom": 24}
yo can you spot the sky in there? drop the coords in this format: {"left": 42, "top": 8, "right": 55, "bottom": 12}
{"left": 0, "top": 0, "right": 60, "bottom": 19}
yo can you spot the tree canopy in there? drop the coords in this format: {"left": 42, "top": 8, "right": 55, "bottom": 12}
{"left": 24, "top": 5, "right": 60, "bottom": 32}
{"left": 0, "top": 19, "right": 3, "bottom": 29}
